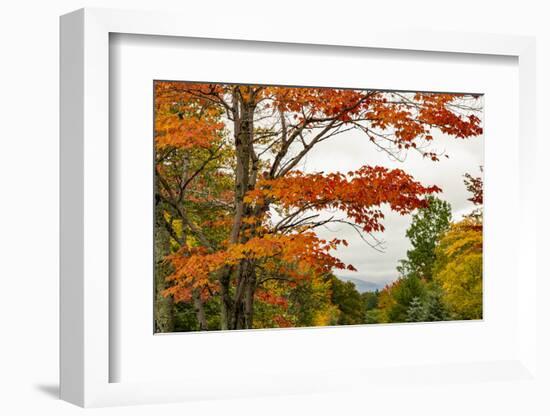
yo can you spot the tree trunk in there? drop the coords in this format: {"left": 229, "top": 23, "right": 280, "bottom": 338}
{"left": 219, "top": 87, "right": 261, "bottom": 330}
{"left": 231, "top": 260, "right": 256, "bottom": 329}
{"left": 192, "top": 289, "right": 208, "bottom": 330}
{"left": 154, "top": 263, "right": 174, "bottom": 333}
{"left": 154, "top": 204, "right": 175, "bottom": 333}
{"left": 243, "top": 268, "right": 256, "bottom": 329}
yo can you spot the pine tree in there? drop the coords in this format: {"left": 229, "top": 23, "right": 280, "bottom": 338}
{"left": 423, "top": 284, "right": 449, "bottom": 321}
{"left": 406, "top": 296, "right": 426, "bottom": 322}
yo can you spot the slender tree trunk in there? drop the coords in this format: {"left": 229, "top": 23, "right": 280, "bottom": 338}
{"left": 219, "top": 267, "right": 233, "bottom": 330}
{"left": 154, "top": 203, "right": 175, "bottom": 333}
{"left": 231, "top": 260, "right": 256, "bottom": 329}
{"left": 243, "top": 268, "right": 256, "bottom": 329}
{"left": 192, "top": 289, "right": 208, "bottom": 330}
{"left": 154, "top": 264, "right": 174, "bottom": 333}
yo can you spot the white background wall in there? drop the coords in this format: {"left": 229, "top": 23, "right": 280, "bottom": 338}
{"left": 0, "top": 1, "right": 547, "bottom": 414}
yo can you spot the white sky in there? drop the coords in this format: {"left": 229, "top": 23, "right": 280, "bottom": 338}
{"left": 298, "top": 123, "right": 484, "bottom": 289}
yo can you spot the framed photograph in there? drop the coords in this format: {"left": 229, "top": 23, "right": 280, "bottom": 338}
{"left": 60, "top": 8, "right": 539, "bottom": 408}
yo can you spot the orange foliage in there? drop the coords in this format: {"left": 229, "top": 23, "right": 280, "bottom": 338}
{"left": 245, "top": 166, "right": 441, "bottom": 233}
{"left": 163, "top": 232, "right": 352, "bottom": 302}
{"left": 155, "top": 83, "right": 483, "bottom": 158}
{"left": 155, "top": 113, "right": 224, "bottom": 149}
{"left": 255, "top": 289, "right": 289, "bottom": 308}
{"left": 464, "top": 171, "right": 483, "bottom": 206}
{"left": 264, "top": 88, "right": 482, "bottom": 159}
{"left": 154, "top": 81, "right": 226, "bottom": 150}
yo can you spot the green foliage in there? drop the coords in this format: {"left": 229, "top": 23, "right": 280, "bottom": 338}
{"left": 372, "top": 187, "right": 482, "bottom": 324}
{"left": 368, "top": 196, "right": 454, "bottom": 324}
{"left": 384, "top": 276, "right": 426, "bottom": 322}
{"left": 288, "top": 278, "right": 334, "bottom": 327}
{"left": 329, "top": 276, "right": 366, "bottom": 325}
{"left": 397, "top": 196, "right": 452, "bottom": 281}
{"left": 360, "top": 291, "right": 381, "bottom": 323}
{"left": 362, "top": 291, "right": 379, "bottom": 310}
{"left": 365, "top": 309, "right": 381, "bottom": 324}
{"left": 173, "top": 298, "right": 221, "bottom": 332}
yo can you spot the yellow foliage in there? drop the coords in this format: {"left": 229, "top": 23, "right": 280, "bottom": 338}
{"left": 434, "top": 217, "right": 482, "bottom": 320}
{"left": 376, "top": 287, "right": 397, "bottom": 323}
{"left": 312, "top": 304, "right": 340, "bottom": 326}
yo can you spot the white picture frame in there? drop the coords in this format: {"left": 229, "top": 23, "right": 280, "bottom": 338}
{"left": 60, "top": 7, "right": 538, "bottom": 408}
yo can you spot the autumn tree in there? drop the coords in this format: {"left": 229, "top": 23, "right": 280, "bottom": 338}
{"left": 154, "top": 92, "right": 233, "bottom": 331}
{"left": 463, "top": 166, "right": 484, "bottom": 222}
{"left": 464, "top": 167, "right": 483, "bottom": 206}
{"left": 252, "top": 275, "right": 339, "bottom": 329}
{"left": 433, "top": 217, "right": 483, "bottom": 319}
{"left": 433, "top": 170, "right": 484, "bottom": 320}
{"left": 154, "top": 82, "right": 483, "bottom": 330}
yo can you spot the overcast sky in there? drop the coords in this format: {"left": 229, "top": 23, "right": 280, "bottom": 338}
{"left": 300, "top": 122, "right": 484, "bottom": 289}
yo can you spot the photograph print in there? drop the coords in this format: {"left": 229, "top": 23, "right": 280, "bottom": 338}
{"left": 154, "top": 82, "right": 483, "bottom": 332}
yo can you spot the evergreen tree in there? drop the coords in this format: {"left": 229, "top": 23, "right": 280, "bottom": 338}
{"left": 422, "top": 283, "right": 449, "bottom": 321}
{"left": 406, "top": 296, "right": 426, "bottom": 322}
